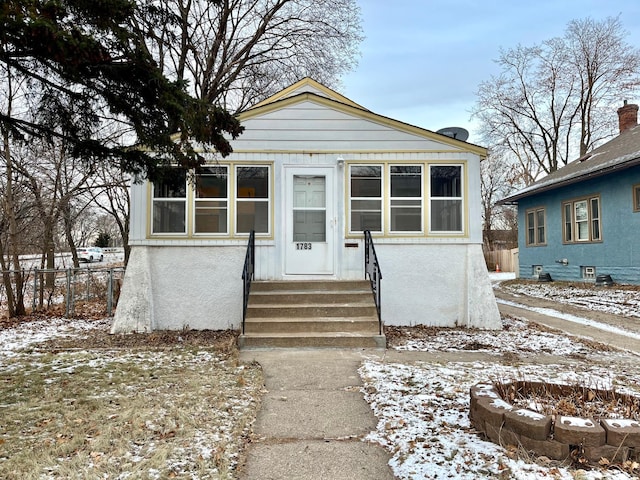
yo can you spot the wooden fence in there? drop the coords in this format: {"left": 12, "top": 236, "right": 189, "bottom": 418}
{"left": 484, "top": 248, "right": 519, "bottom": 273}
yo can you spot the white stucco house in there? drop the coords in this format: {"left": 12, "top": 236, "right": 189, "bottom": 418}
{"left": 111, "top": 78, "right": 500, "bottom": 335}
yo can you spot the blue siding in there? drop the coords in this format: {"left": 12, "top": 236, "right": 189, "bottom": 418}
{"left": 517, "top": 165, "right": 640, "bottom": 284}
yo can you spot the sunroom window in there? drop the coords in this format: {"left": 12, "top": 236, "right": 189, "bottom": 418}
{"left": 430, "top": 165, "right": 462, "bottom": 233}
{"left": 152, "top": 170, "right": 187, "bottom": 234}
{"left": 194, "top": 166, "right": 228, "bottom": 234}
{"left": 390, "top": 165, "right": 422, "bottom": 232}
{"left": 236, "top": 166, "right": 270, "bottom": 234}
{"left": 349, "top": 165, "right": 382, "bottom": 233}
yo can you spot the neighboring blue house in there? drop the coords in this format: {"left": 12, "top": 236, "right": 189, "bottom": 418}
{"left": 502, "top": 102, "right": 640, "bottom": 284}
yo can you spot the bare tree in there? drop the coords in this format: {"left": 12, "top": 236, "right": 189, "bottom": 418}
{"left": 473, "top": 16, "right": 640, "bottom": 180}
{"left": 142, "top": 0, "right": 363, "bottom": 111}
{"left": 480, "top": 152, "right": 520, "bottom": 249}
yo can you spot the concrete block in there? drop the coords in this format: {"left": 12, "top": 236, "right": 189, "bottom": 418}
{"left": 504, "top": 409, "right": 552, "bottom": 441}
{"left": 519, "top": 435, "right": 570, "bottom": 460}
{"left": 583, "top": 444, "right": 630, "bottom": 463}
{"left": 485, "top": 421, "right": 520, "bottom": 447}
{"left": 601, "top": 418, "right": 640, "bottom": 447}
{"left": 473, "top": 396, "right": 514, "bottom": 430}
{"left": 554, "top": 416, "right": 605, "bottom": 447}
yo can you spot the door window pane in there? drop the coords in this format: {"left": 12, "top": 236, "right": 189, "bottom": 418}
{"left": 292, "top": 175, "right": 326, "bottom": 242}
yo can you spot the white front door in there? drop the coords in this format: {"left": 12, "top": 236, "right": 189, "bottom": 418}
{"left": 284, "top": 167, "right": 335, "bottom": 275}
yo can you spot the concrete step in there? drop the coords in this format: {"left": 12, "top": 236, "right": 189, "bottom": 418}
{"left": 245, "top": 304, "right": 378, "bottom": 319}
{"left": 239, "top": 280, "right": 384, "bottom": 349}
{"left": 248, "top": 291, "right": 374, "bottom": 305}
{"left": 251, "top": 280, "right": 371, "bottom": 293}
{"left": 237, "top": 332, "right": 386, "bottom": 349}
{"left": 244, "top": 316, "right": 380, "bottom": 334}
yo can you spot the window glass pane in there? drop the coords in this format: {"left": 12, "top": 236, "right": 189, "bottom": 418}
{"left": 195, "top": 200, "right": 227, "bottom": 234}
{"left": 527, "top": 212, "right": 535, "bottom": 245}
{"left": 153, "top": 201, "right": 185, "bottom": 233}
{"left": 293, "top": 211, "right": 326, "bottom": 241}
{"left": 536, "top": 210, "right": 545, "bottom": 244}
{"left": 391, "top": 204, "right": 421, "bottom": 231}
{"left": 575, "top": 201, "right": 588, "bottom": 221}
{"left": 351, "top": 210, "right": 381, "bottom": 232}
{"left": 153, "top": 170, "right": 186, "bottom": 198}
{"left": 196, "top": 167, "right": 227, "bottom": 198}
{"left": 391, "top": 165, "right": 421, "bottom": 197}
{"left": 238, "top": 167, "right": 268, "bottom": 198}
{"left": 564, "top": 204, "right": 572, "bottom": 241}
{"left": 237, "top": 201, "right": 269, "bottom": 233}
{"left": 431, "top": 199, "right": 462, "bottom": 231}
{"left": 351, "top": 166, "right": 381, "bottom": 197}
{"left": 635, "top": 186, "right": 640, "bottom": 210}
{"left": 431, "top": 166, "right": 461, "bottom": 197}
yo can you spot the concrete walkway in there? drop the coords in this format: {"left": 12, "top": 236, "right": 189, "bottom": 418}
{"left": 237, "top": 349, "right": 395, "bottom": 480}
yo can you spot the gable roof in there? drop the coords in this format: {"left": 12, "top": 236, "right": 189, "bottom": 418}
{"left": 238, "top": 78, "right": 487, "bottom": 156}
{"left": 249, "top": 77, "right": 366, "bottom": 110}
{"left": 502, "top": 125, "right": 640, "bottom": 204}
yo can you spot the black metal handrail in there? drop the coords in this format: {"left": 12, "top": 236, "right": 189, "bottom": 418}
{"left": 364, "top": 230, "right": 382, "bottom": 334}
{"left": 241, "top": 230, "right": 255, "bottom": 334}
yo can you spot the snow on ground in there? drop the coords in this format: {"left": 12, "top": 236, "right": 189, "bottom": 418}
{"left": 360, "top": 360, "right": 639, "bottom": 480}
{"left": 3, "top": 277, "right": 640, "bottom": 479}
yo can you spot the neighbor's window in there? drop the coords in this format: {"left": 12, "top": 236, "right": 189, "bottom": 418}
{"left": 430, "top": 165, "right": 463, "bottom": 232}
{"left": 525, "top": 207, "right": 546, "bottom": 246}
{"left": 563, "top": 196, "right": 601, "bottom": 242}
{"left": 236, "top": 166, "right": 270, "bottom": 234}
{"left": 634, "top": 184, "right": 640, "bottom": 212}
{"left": 194, "top": 166, "right": 228, "bottom": 234}
{"left": 390, "top": 165, "right": 423, "bottom": 232}
{"left": 152, "top": 170, "right": 187, "bottom": 234}
{"left": 349, "top": 165, "right": 382, "bottom": 232}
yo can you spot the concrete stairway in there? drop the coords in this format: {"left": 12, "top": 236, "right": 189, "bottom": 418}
{"left": 237, "top": 280, "right": 386, "bottom": 349}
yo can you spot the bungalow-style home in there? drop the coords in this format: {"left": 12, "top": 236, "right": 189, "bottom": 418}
{"left": 501, "top": 101, "right": 640, "bottom": 284}
{"left": 111, "top": 78, "right": 501, "bottom": 344}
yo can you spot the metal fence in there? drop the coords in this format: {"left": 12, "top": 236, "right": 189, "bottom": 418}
{"left": 0, "top": 267, "right": 125, "bottom": 317}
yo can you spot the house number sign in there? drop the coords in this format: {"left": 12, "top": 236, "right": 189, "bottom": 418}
{"left": 296, "top": 242, "right": 312, "bottom": 250}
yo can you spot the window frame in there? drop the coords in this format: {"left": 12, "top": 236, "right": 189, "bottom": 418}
{"left": 389, "top": 164, "right": 423, "bottom": 233}
{"left": 151, "top": 170, "right": 188, "bottom": 235}
{"left": 525, "top": 207, "right": 546, "bottom": 246}
{"left": 234, "top": 164, "right": 271, "bottom": 236}
{"left": 348, "top": 164, "right": 384, "bottom": 234}
{"left": 634, "top": 184, "right": 640, "bottom": 212}
{"left": 428, "top": 164, "right": 464, "bottom": 234}
{"left": 193, "top": 165, "right": 229, "bottom": 236}
{"left": 562, "top": 195, "right": 602, "bottom": 243}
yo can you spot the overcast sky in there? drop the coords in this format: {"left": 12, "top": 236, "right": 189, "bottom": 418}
{"left": 341, "top": 0, "right": 640, "bottom": 143}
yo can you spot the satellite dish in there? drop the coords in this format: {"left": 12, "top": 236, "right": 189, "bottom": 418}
{"left": 436, "top": 127, "right": 469, "bottom": 142}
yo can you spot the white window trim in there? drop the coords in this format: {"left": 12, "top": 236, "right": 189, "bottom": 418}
{"left": 428, "top": 164, "right": 464, "bottom": 234}
{"left": 193, "top": 165, "right": 230, "bottom": 236}
{"left": 348, "top": 164, "right": 384, "bottom": 234}
{"left": 151, "top": 176, "right": 188, "bottom": 236}
{"left": 389, "top": 164, "right": 424, "bottom": 234}
{"left": 234, "top": 164, "right": 272, "bottom": 237}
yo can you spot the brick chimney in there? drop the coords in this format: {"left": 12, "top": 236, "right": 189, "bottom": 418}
{"left": 617, "top": 100, "right": 638, "bottom": 134}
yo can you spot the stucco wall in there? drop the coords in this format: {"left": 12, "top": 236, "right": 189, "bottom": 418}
{"left": 378, "top": 243, "right": 500, "bottom": 328}
{"left": 518, "top": 166, "right": 640, "bottom": 284}
{"left": 112, "top": 246, "right": 245, "bottom": 332}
